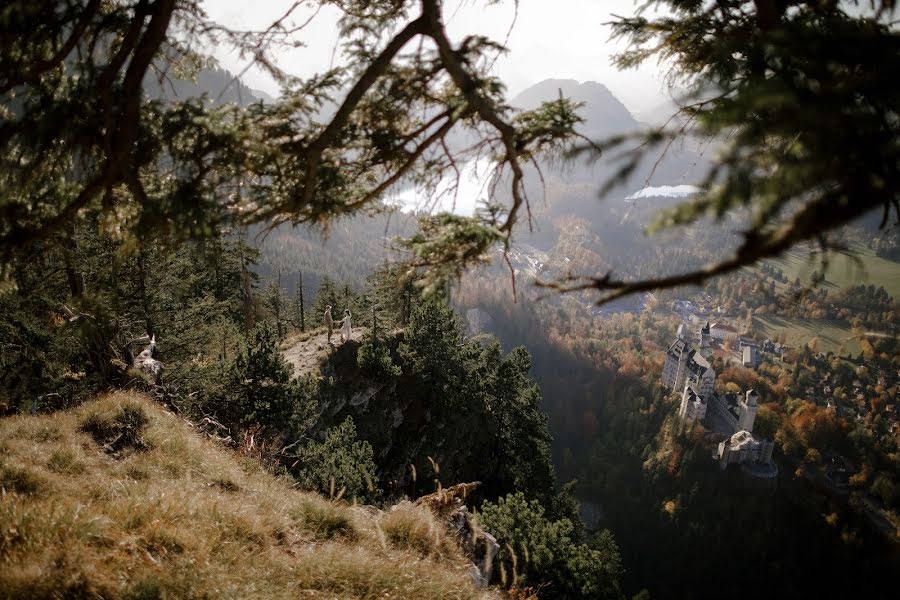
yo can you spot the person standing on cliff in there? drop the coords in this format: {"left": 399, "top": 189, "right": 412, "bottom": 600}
{"left": 340, "top": 309, "right": 352, "bottom": 343}
{"left": 324, "top": 305, "right": 334, "bottom": 345}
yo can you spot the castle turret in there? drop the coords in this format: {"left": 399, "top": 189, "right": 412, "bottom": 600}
{"left": 700, "top": 320, "right": 711, "bottom": 347}
{"left": 737, "top": 388, "right": 759, "bottom": 433}
{"left": 679, "top": 385, "right": 707, "bottom": 422}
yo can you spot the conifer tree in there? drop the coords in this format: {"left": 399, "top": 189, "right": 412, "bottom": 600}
{"left": 0, "top": 0, "right": 582, "bottom": 297}
{"left": 222, "top": 322, "right": 313, "bottom": 438}
{"left": 550, "top": 1, "right": 900, "bottom": 302}
{"left": 312, "top": 276, "right": 340, "bottom": 321}
{"left": 293, "top": 271, "right": 306, "bottom": 333}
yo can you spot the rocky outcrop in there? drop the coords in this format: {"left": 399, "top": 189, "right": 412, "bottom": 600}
{"left": 415, "top": 482, "right": 500, "bottom": 588}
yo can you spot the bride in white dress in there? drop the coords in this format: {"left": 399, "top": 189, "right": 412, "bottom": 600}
{"left": 339, "top": 309, "right": 352, "bottom": 343}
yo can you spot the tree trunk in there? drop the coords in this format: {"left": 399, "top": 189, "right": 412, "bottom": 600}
{"left": 275, "top": 269, "right": 283, "bottom": 338}
{"left": 137, "top": 248, "right": 154, "bottom": 336}
{"left": 62, "top": 224, "right": 85, "bottom": 297}
{"left": 298, "top": 271, "right": 306, "bottom": 332}
{"left": 238, "top": 234, "right": 254, "bottom": 334}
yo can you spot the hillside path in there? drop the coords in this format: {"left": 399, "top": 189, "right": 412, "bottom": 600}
{"left": 281, "top": 327, "right": 366, "bottom": 378}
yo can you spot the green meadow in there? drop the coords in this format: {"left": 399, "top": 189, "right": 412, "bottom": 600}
{"left": 753, "top": 243, "right": 900, "bottom": 299}
{"left": 752, "top": 315, "right": 863, "bottom": 356}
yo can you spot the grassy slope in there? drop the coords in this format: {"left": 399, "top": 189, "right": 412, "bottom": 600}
{"left": 0, "top": 392, "right": 491, "bottom": 600}
{"left": 746, "top": 243, "right": 898, "bottom": 353}
{"left": 753, "top": 243, "right": 900, "bottom": 299}
{"left": 752, "top": 315, "right": 862, "bottom": 355}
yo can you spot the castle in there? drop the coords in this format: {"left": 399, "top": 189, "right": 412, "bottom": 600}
{"left": 662, "top": 330, "right": 777, "bottom": 477}
{"left": 662, "top": 337, "right": 715, "bottom": 401}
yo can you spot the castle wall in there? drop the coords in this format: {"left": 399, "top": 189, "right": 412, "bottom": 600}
{"left": 709, "top": 394, "right": 738, "bottom": 430}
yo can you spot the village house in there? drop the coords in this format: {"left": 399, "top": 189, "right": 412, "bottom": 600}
{"left": 710, "top": 322, "right": 739, "bottom": 341}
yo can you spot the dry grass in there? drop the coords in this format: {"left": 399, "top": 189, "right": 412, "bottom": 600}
{"left": 280, "top": 327, "right": 325, "bottom": 350}
{"left": 0, "top": 391, "right": 494, "bottom": 599}
{"left": 380, "top": 504, "right": 459, "bottom": 559}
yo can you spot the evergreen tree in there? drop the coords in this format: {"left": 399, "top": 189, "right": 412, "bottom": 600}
{"left": 221, "top": 323, "right": 314, "bottom": 439}
{"left": 459, "top": 341, "right": 556, "bottom": 503}
{"left": 312, "top": 276, "right": 340, "bottom": 322}
{"left": 292, "top": 417, "right": 378, "bottom": 503}
{"left": 292, "top": 271, "right": 306, "bottom": 333}
{"left": 398, "top": 299, "right": 464, "bottom": 392}
{"left": 1, "top": 0, "right": 581, "bottom": 301}
{"left": 264, "top": 270, "right": 287, "bottom": 338}
{"left": 556, "top": 1, "right": 900, "bottom": 302}
{"left": 480, "top": 492, "right": 624, "bottom": 599}
{"left": 365, "top": 265, "right": 419, "bottom": 328}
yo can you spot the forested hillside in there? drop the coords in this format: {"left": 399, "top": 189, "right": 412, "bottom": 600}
{"left": 456, "top": 264, "right": 900, "bottom": 599}
{"left": 3, "top": 1, "right": 899, "bottom": 599}
{"left": 0, "top": 214, "right": 626, "bottom": 597}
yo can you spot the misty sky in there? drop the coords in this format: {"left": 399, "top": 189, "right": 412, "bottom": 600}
{"left": 201, "top": 0, "right": 669, "bottom": 116}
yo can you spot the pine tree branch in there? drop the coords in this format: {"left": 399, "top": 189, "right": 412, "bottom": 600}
{"left": 0, "top": 0, "right": 103, "bottom": 94}
{"left": 538, "top": 188, "right": 891, "bottom": 305}
{"left": 296, "top": 14, "right": 430, "bottom": 210}
{"left": 421, "top": 0, "right": 527, "bottom": 237}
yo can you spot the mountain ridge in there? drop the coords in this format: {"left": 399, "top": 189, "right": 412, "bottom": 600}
{"left": 512, "top": 78, "right": 640, "bottom": 138}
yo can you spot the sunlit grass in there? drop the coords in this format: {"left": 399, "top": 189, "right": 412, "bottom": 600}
{"left": 0, "top": 391, "right": 492, "bottom": 599}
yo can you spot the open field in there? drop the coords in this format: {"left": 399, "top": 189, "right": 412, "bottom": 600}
{"left": 752, "top": 315, "right": 863, "bottom": 356}
{"left": 750, "top": 243, "right": 900, "bottom": 299}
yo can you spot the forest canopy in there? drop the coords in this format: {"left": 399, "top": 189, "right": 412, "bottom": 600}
{"left": 1, "top": 0, "right": 897, "bottom": 300}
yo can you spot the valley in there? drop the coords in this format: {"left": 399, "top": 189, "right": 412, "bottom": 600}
{"left": 2, "top": 3, "right": 898, "bottom": 598}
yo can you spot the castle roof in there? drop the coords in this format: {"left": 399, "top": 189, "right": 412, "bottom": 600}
{"left": 685, "top": 349, "right": 711, "bottom": 377}
{"left": 667, "top": 338, "right": 688, "bottom": 359}
{"left": 684, "top": 385, "right": 707, "bottom": 404}
{"left": 668, "top": 339, "right": 712, "bottom": 378}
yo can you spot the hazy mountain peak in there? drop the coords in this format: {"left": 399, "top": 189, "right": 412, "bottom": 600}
{"left": 144, "top": 65, "right": 263, "bottom": 107}
{"left": 511, "top": 78, "right": 638, "bottom": 137}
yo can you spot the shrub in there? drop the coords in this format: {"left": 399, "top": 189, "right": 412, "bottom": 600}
{"left": 292, "top": 417, "right": 377, "bottom": 503}
{"left": 357, "top": 331, "right": 401, "bottom": 379}
{"left": 479, "top": 492, "right": 624, "bottom": 600}
{"left": 222, "top": 323, "right": 316, "bottom": 438}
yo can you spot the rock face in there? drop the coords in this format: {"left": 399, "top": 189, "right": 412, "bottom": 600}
{"left": 414, "top": 482, "right": 500, "bottom": 588}
{"left": 465, "top": 308, "right": 495, "bottom": 337}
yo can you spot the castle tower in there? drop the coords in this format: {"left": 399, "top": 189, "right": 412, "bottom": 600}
{"left": 738, "top": 388, "right": 759, "bottom": 433}
{"left": 700, "top": 320, "right": 711, "bottom": 348}
{"left": 698, "top": 367, "right": 716, "bottom": 399}
{"left": 678, "top": 385, "right": 707, "bottom": 422}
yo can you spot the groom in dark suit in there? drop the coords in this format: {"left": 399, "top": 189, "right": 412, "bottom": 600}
{"left": 324, "top": 305, "right": 334, "bottom": 345}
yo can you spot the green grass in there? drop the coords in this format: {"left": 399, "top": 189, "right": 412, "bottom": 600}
{"left": 752, "top": 315, "right": 862, "bottom": 355}
{"left": 751, "top": 243, "right": 900, "bottom": 299}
